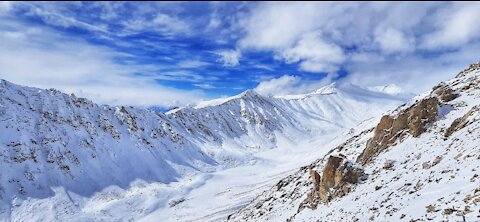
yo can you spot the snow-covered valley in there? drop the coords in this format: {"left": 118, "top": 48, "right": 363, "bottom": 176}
{"left": 0, "top": 76, "right": 406, "bottom": 221}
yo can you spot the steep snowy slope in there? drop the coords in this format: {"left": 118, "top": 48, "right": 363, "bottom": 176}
{"left": 0, "top": 78, "right": 406, "bottom": 221}
{"left": 229, "top": 62, "right": 480, "bottom": 222}
{"left": 0, "top": 80, "right": 220, "bottom": 219}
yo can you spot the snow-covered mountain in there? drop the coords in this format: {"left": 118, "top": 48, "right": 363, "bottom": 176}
{"left": 167, "top": 84, "right": 406, "bottom": 166}
{"left": 0, "top": 77, "right": 406, "bottom": 221}
{"left": 229, "top": 62, "right": 480, "bottom": 221}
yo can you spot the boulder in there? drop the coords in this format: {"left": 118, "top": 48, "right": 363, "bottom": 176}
{"left": 321, "top": 156, "right": 343, "bottom": 190}
{"left": 318, "top": 156, "right": 365, "bottom": 203}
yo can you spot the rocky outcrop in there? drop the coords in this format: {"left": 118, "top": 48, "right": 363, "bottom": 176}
{"left": 456, "top": 61, "right": 480, "bottom": 78}
{"left": 445, "top": 105, "right": 480, "bottom": 137}
{"left": 318, "top": 155, "right": 365, "bottom": 203}
{"left": 433, "top": 84, "right": 458, "bottom": 102}
{"left": 298, "top": 155, "right": 366, "bottom": 211}
{"left": 321, "top": 156, "right": 343, "bottom": 193}
{"left": 357, "top": 97, "right": 440, "bottom": 164}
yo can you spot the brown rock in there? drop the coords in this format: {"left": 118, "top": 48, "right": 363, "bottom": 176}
{"left": 357, "top": 97, "right": 439, "bottom": 165}
{"left": 426, "top": 204, "right": 436, "bottom": 213}
{"left": 433, "top": 85, "right": 458, "bottom": 102}
{"left": 456, "top": 62, "right": 480, "bottom": 78}
{"left": 422, "top": 162, "right": 431, "bottom": 169}
{"left": 318, "top": 156, "right": 365, "bottom": 203}
{"left": 322, "top": 156, "right": 344, "bottom": 190}
{"left": 432, "top": 156, "right": 443, "bottom": 166}
{"left": 383, "top": 160, "right": 395, "bottom": 170}
{"left": 308, "top": 168, "right": 321, "bottom": 198}
{"left": 443, "top": 208, "right": 456, "bottom": 215}
{"left": 318, "top": 183, "right": 329, "bottom": 202}
{"left": 444, "top": 106, "right": 480, "bottom": 137}
{"left": 407, "top": 97, "right": 439, "bottom": 137}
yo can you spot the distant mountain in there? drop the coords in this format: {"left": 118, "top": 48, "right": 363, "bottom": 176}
{"left": 229, "top": 62, "right": 480, "bottom": 222}
{"left": 0, "top": 77, "right": 406, "bottom": 220}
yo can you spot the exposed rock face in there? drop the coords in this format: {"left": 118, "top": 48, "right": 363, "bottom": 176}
{"left": 357, "top": 97, "right": 440, "bottom": 164}
{"left": 445, "top": 105, "right": 480, "bottom": 137}
{"left": 318, "top": 156, "right": 365, "bottom": 203}
{"left": 433, "top": 85, "right": 458, "bottom": 102}
{"left": 321, "top": 156, "right": 343, "bottom": 191}
{"left": 308, "top": 168, "right": 321, "bottom": 192}
{"left": 408, "top": 97, "right": 439, "bottom": 137}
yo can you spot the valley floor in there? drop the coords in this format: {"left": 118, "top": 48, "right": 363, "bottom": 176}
{"left": 141, "top": 133, "right": 341, "bottom": 222}
{"left": 10, "top": 129, "right": 346, "bottom": 222}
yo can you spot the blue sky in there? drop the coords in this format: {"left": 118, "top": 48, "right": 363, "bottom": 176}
{"left": 0, "top": 2, "right": 479, "bottom": 108}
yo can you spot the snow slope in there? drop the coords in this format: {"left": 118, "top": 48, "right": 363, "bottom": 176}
{"left": 0, "top": 78, "right": 406, "bottom": 221}
{"left": 229, "top": 62, "right": 480, "bottom": 222}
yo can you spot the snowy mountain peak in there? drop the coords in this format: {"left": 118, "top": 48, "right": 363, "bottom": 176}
{"left": 312, "top": 83, "right": 338, "bottom": 95}
{"left": 239, "top": 89, "right": 261, "bottom": 98}
{"left": 368, "top": 83, "right": 404, "bottom": 95}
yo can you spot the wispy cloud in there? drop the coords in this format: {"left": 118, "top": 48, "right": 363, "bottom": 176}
{"left": 121, "top": 13, "right": 191, "bottom": 37}
{"left": 254, "top": 75, "right": 328, "bottom": 96}
{"left": 176, "top": 60, "right": 211, "bottom": 69}
{"left": 421, "top": 2, "right": 480, "bottom": 49}
{"left": 214, "top": 49, "right": 241, "bottom": 67}
{"left": 0, "top": 18, "right": 206, "bottom": 107}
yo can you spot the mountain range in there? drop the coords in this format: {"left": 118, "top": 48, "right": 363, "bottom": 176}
{"left": 1, "top": 62, "right": 479, "bottom": 221}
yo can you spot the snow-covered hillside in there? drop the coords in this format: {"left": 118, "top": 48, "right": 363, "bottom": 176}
{"left": 229, "top": 62, "right": 480, "bottom": 222}
{"left": 0, "top": 77, "right": 406, "bottom": 221}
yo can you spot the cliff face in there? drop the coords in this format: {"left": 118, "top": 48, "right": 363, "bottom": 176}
{"left": 229, "top": 62, "right": 480, "bottom": 222}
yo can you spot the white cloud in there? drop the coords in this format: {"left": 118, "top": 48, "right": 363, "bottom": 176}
{"left": 193, "top": 83, "right": 216, "bottom": 89}
{"left": 21, "top": 2, "right": 109, "bottom": 33}
{"left": 235, "top": 2, "right": 480, "bottom": 74}
{"left": 253, "top": 64, "right": 275, "bottom": 71}
{"left": 234, "top": 1, "right": 480, "bottom": 92}
{"left": 254, "top": 75, "right": 328, "bottom": 96}
{"left": 0, "top": 1, "right": 13, "bottom": 13}
{"left": 0, "top": 20, "right": 206, "bottom": 108}
{"left": 374, "top": 28, "right": 414, "bottom": 54}
{"left": 281, "top": 32, "right": 345, "bottom": 72}
{"left": 176, "top": 60, "right": 210, "bottom": 68}
{"left": 121, "top": 13, "right": 190, "bottom": 37}
{"left": 239, "top": 2, "right": 323, "bottom": 51}
{"left": 342, "top": 43, "right": 480, "bottom": 94}
{"left": 214, "top": 49, "right": 241, "bottom": 67}
{"left": 422, "top": 2, "right": 480, "bottom": 49}
{"left": 152, "top": 14, "right": 190, "bottom": 34}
